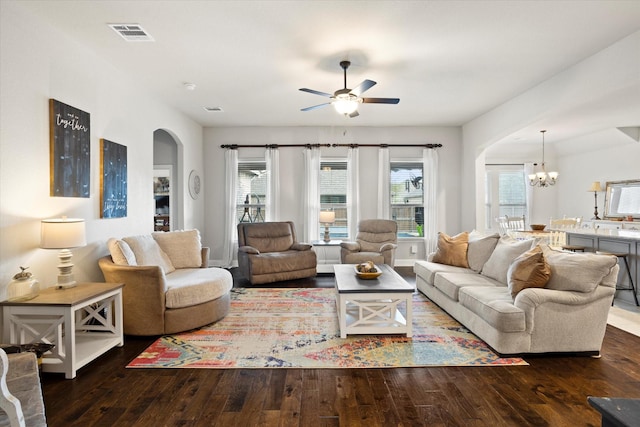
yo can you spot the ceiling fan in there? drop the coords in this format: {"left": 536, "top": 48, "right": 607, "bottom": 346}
{"left": 299, "top": 60, "right": 400, "bottom": 118}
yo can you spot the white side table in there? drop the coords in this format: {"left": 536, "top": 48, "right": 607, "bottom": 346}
{"left": 1, "top": 282, "right": 124, "bottom": 379}
{"left": 311, "top": 240, "right": 342, "bottom": 273}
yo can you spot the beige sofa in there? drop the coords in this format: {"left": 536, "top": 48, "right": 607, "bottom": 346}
{"left": 414, "top": 233, "right": 618, "bottom": 355}
{"left": 237, "top": 221, "right": 317, "bottom": 285}
{"left": 99, "top": 229, "right": 232, "bottom": 336}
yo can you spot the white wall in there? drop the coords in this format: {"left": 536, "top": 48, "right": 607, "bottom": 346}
{"left": 202, "top": 126, "right": 463, "bottom": 265}
{"left": 0, "top": 2, "right": 204, "bottom": 297}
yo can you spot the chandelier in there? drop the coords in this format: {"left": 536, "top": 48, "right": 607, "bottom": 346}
{"left": 528, "top": 130, "right": 558, "bottom": 187}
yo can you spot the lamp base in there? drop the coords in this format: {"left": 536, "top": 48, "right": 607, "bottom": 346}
{"left": 323, "top": 225, "right": 331, "bottom": 243}
{"left": 56, "top": 248, "right": 77, "bottom": 289}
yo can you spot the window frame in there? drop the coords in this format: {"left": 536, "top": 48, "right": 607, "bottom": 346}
{"left": 236, "top": 158, "right": 267, "bottom": 224}
{"left": 319, "top": 158, "right": 348, "bottom": 240}
{"left": 485, "top": 164, "right": 527, "bottom": 231}
{"left": 390, "top": 159, "right": 424, "bottom": 239}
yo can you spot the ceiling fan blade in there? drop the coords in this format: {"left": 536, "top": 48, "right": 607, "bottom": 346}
{"left": 348, "top": 110, "right": 360, "bottom": 118}
{"left": 362, "top": 97, "right": 400, "bottom": 104}
{"left": 350, "top": 79, "right": 376, "bottom": 97}
{"left": 299, "top": 88, "right": 332, "bottom": 97}
{"left": 301, "top": 102, "right": 331, "bottom": 112}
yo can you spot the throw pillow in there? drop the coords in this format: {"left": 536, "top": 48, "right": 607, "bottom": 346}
{"left": 107, "top": 238, "right": 137, "bottom": 265}
{"left": 123, "top": 235, "right": 175, "bottom": 274}
{"left": 481, "top": 237, "right": 534, "bottom": 284}
{"left": 541, "top": 244, "right": 618, "bottom": 293}
{"left": 507, "top": 245, "right": 551, "bottom": 297}
{"left": 432, "top": 232, "right": 469, "bottom": 268}
{"left": 152, "top": 229, "right": 202, "bottom": 269}
{"left": 467, "top": 231, "right": 500, "bottom": 272}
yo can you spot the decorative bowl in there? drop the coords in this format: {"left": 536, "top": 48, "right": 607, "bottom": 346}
{"left": 530, "top": 224, "right": 546, "bottom": 231}
{"left": 354, "top": 265, "right": 382, "bottom": 280}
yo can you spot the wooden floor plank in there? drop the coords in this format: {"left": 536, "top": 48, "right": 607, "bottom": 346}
{"left": 38, "top": 268, "right": 640, "bottom": 426}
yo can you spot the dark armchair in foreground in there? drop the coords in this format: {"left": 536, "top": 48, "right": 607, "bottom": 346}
{"left": 237, "top": 221, "right": 317, "bottom": 285}
{"left": 340, "top": 219, "right": 398, "bottom": 266}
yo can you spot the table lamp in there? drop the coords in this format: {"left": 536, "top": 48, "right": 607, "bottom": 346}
{"left": 319, "top": 211, "right": 335, "bottom": 243}
{"left": 588, "top": 181, "right": 603, "bottom": 220}
{"left": 41, "top": 217, "right": 86, "bottom": 288}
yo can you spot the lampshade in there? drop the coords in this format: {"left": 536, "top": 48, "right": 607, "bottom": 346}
{"left": 319, "top": 211, "right": 335, "bottom": 224}
{"left": 41, "top": 218, "right": 86, "bottom": 249}
{"left": 588, "top": 181, "right": 603, "bottom": 192}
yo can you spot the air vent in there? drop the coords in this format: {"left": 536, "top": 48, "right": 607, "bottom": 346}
{"left": 203, "top": 106, "right": 224, "bottom": 112}
{"left": 108, "top": 24, "right": 154, "bottom": 42}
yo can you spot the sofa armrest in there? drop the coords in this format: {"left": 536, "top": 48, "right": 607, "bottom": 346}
{"left": 239, "top": 245, "right": 260, "bottom": 255}
{"left": 98, "top": 257, "right": 168, "bottom": 335}
{"left": 291, "top": 243, "right": 312, "bottom": 251}
{"left": 201, "top": 247, "right": 210, "bottom": 268}
{"left": 340, "top": 241, "right": 360, "bottom": 252}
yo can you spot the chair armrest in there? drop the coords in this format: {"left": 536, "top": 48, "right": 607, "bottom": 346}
{"left": 340, "top": 241, "right": 360, "bottom": 251}
{"left": 239, "top": 245, "right": 260, "bottom": 255}
{"left": 380, "top": 243, "right": 398, "bottom": 252}
{"left": 291, "top": 243, "right": 312, "bottom": 251}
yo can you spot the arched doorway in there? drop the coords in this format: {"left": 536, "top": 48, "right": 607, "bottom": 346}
{"left": 153, "top": 129, "right": 182, "bottom": 231}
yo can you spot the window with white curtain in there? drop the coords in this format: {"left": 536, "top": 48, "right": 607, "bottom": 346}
{"left": 236, "top": 160, "right": 266, "bottom": 223}
{"left": 485, "top": 164, "right": 527, "bottom": 231}
{"left": 319, "top": 160, "right": 347, "bottom": 239}
{"left": 390, "top": 161, "right": 424, "bottom": 238}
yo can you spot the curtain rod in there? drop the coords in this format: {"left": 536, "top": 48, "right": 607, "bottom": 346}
{"left": 220, "top": 143, "right": 442, "bottom": 149}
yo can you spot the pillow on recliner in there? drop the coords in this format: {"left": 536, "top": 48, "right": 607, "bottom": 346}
{"left": 432, "top": 232, "right": 469, "bottom": 268}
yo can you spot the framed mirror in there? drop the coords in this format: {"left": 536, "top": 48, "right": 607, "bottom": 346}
{"left": 604, "top": 179, "right": 640, "bottom": 220}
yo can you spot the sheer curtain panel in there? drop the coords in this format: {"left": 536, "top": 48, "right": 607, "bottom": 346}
{"left": 347, "top": 147, "right": 360, "bottom": 240}
{"left": 303, "top": 147, "right": 321, "bottom": 242}
{"left": 377, "top": 147, "right": 390, "bottom": 219}
{"left": 222, "top": 149, "right": 238, "bottom": 267}
{"left": 265, "top": 147, "right": 280, "bottom": 221}
{"left": 423, "top": 148, "right": 439, "bottom": 254}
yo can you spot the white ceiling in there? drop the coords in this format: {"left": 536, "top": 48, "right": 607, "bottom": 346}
{"left": 15, "top": 0, "right": 640, "bottom": 137}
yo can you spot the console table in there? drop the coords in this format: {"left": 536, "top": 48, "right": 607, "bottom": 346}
{"left": 0, "top": 282, "right": 124, "bottom": 379}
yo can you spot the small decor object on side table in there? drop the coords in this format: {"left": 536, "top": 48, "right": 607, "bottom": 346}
{"left": 6, "top": 266, "right": 39, "bottom": 302}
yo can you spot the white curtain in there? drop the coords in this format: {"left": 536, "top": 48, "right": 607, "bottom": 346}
{"left": 303, "top": 147, "right": 321, "bottom": 242}
{"left": 377, "top": 147, "right": 390, "bottom": 218}
{"left": 423, "top": 148, "right": 439, "bottom": 255}
{"left": 524, "top": 162, "right": 534, "bottom": 226}
{"left": 265, "top": 147, "right": 280, "bottom": 221}
{"left": 347, "top": 147, "right": 360, "bottom": 239}
{"left": 222, "top": 149, "right": 238, "bottom": 267}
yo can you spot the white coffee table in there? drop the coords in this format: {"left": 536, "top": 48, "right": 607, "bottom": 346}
{"left": 333, "top": 264, "right": 414, "bottom": 338}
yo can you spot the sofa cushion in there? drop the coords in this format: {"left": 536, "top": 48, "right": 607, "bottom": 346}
{"left": 458, "top": 286, "right": 526, "bottom": 333}
{"left": 467, "top": 231, "right": 500, "bottom": 272}
{"left": 541, "top": 245, "right": 618, "bottom": 293}
{"left": 123, "top": 235, "right": 176, "bottom": 274}
{"left": 507, "top": 245, "right": 551, "bottom": 297}
{"left": 165, "top": 268, "right": 233, "bottom": 309}
{"left": 414, "top": 260, "right": 476, "bottom": 286}
{"left": 481, "top": 237, "right": 534, "bottom": 284}
{"left": 432, "top": 232, "right": 469, "bottom": 268}
{"left": 434, "top": 272, "right": 502, "bottom": 301}
{"left": 153, "top": 229, "right": 202, "bottom": 269}
{"left": 107, "top": 238, "right": 137, "bottom": 265}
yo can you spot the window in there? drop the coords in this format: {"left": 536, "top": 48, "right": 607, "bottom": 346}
{"left": 390, "top": 162, "right": 423, "bottom": 238}
{"left": 319, "top": 160, "right": 347, "bottom": 239}
{"left": 485, "top": 165, "right": 526, "bottom": 230}
{"left": 236, "top": 160, "right": 266, "bottom": 223}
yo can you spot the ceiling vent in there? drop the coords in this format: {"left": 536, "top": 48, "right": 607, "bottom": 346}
{"left": 108, "top": 24, "right": 154, "bottom": 42}
{"left": 203, "top": 106, "right": 224, "bottom": 112}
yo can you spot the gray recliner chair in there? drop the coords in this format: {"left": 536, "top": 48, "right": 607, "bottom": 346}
{"left": 340, "top": 219, "right": 398, "bottom": 266}
{"left": 237, "top": 221, "right": 317, "bottom": 285}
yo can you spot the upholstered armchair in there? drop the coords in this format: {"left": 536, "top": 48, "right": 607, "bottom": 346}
{"left": 237, "top": 221, "right": 317, "bottom": 285}
{"left": 340, "top": 219, "right": 398, "bottom": 266}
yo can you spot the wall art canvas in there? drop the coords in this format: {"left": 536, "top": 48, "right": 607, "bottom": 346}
{"left": 100, "top": 139, "right": 128, "bottom": 218}
{"left": 49, "top": 99, "right": 91, "bottom": 197}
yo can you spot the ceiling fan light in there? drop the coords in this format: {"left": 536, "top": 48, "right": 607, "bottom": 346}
{"left": 333, "top": 94, "right": 359, "bottom": 116}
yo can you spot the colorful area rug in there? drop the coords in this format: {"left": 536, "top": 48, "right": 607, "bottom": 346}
{"left": 127, "top": 288, "right": 527, "bottom": 369}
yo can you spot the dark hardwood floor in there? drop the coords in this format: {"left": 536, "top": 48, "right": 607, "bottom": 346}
{"left": 41, "top": 268, "right": 640, "bottom": 426}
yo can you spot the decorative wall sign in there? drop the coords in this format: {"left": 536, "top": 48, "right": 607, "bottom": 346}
{"left": 49, "top": 99, "right": 91, "bottom": 197}
{"left": 189, "top": 169, "right": 201, "bottom": 200}
{"left": 100, "top": 139, "right": 128, "bottom": 218}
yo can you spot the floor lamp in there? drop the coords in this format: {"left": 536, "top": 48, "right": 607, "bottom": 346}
{"left": 588, "top": 181, "right": 603, "bottom": 220}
